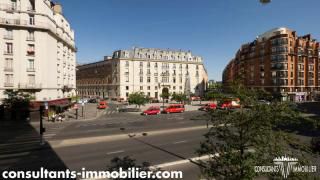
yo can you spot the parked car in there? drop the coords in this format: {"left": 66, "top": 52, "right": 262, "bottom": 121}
{"left": 88, "top": 98, "right": 98, "bottom": 103}
{"left": 142, "top": 106, "right": 161, "bottom": 115}
{"left": 198, "top": 103, "right": 217, "bottom": 111}
{"left": 258, "top": 100, "right": 271, "bottom": 105}
{"left": 97, "top": 101, "right": 107, "bottom": 109}
{"left": 163, "top": 104, "right": 185, "bottom": 114}
{"left": 219, "top": 99, "right": 241, "bottom": 110}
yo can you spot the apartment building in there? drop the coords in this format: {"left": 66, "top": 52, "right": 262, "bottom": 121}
{"left": 77, "top": 47, "right": 208, "bottom": 100}
{"left": 0, "top": 0, "right": 76, "bottom": 102}
{"left": 223, "top": 27, "right": 320, "bottom": 101}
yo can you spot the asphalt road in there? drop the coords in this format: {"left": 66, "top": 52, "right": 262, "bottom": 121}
{"left": 53, "top": 127, "right": 208, "bottom": 178}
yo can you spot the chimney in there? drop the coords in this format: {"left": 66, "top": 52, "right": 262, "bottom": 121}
{"left": 53, "top": 3, "right": 63, "bottom": 14}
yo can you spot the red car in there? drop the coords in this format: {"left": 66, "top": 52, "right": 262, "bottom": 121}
{"left": 98, "top": 101, "right": 108, "bottom": 109}
{"left": 163, "top": 104, "right": 185, "bottom": 114}
{"left": 142, "top": 106, "right": 161, "bottom": 115}
{"left": 199, "top": 103, "right": 217, "bottom": 111}
{"left": 219, "top": 99, "right": 240, "bottom": 110}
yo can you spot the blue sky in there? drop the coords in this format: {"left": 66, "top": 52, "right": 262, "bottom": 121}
{"left": 59, "top": 0, "right": 320, "bottom": 81}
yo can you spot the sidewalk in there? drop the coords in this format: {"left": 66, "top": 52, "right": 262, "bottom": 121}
{"left": 125, "top": 101, "right": 212, "bottom": 112}
{"left": 29, "top": 103, "right": 106, "bottom": 126}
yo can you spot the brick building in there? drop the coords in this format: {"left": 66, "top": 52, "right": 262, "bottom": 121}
{"left": 223, "top": 27, "right": 320, "bottom": 101}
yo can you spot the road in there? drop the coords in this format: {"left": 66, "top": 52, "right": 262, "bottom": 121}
{"left": 1, "top": 102, "right": 212, "bottom": 179}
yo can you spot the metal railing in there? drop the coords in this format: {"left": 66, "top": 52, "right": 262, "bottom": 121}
{"left": 4, "top": 67, "right": 13, "bottom": 72}
{"left": 26, "top": 68, "right": 35, "bottom": 72}
{"left": 3, "top": 51, "right": 13, "bottom": 55}
{"left": 0, "top": 18, "right": 76, "bottom": 49}
{"left": 18, "top": 83, "right": 42, "bottom": 89}
{"left": 26, "top": 36, "right": 35, "bottom": 41}
{"left": 4, "top": 82, "right": 14, "bottom": 87}
{"left": 3, "top": 34, "right": 13, "bottom": 40}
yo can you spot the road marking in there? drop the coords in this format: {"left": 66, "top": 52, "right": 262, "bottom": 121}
{"left": 150, "top": 154, "right": 219, "bottom": 169}
{"left": 51, "top": 125, "right": 210, "bottom": 148}
{"left": 106, "top": 150, "right": 124, "bottom": 155}
{"left": 173, "top": 140, "right": 187, "bottom": 144}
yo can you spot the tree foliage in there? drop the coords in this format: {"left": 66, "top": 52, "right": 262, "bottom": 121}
{"left": 128, "top": 92, "right": 148, "bottom": 108}
{"left": 107, "top": 156, "right": 159, "bottom": 180}
{"left": 171, "top": 92, "right": 187, "bottom": 103}
{"left": 3, "top": 90, "right": 33, "bottom": 121}
{"left": 197, "top": 83, "right": 314, "bottom": 179}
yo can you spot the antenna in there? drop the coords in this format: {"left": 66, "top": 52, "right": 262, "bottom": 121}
{"left": 260, "top": 0, "right": 271, "bottom": 4}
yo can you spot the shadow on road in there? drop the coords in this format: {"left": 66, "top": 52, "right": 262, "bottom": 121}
{"left": 0, "top": 119, "right": 72, "bottom": 178}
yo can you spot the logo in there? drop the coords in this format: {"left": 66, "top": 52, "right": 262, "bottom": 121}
{"left": 273, "top": 155, "right": 298, "bottom": 178}
{"left": 254, "top": 155, "right": 317, "bottom": 179}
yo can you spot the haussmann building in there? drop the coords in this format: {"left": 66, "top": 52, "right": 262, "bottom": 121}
{"left": 0, "top": 0, "right": 77, "bottom": 107}
{"left": 77, "top": 47, "right": 208, "bottom": 101}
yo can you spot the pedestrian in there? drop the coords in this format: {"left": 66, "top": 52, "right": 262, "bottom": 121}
{"left": 116, "top": 105, "right": 119, "bottom": 113}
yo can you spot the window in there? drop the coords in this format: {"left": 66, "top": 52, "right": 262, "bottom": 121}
{"left": 155, "top": 77, "right": 158, "bottom": 83}
{"left": 140, "top": 86, "right": 143, "bottom": 90}
{"left": 126, "top": 92, "right": 129, "bottom": 97}
{"left": 4, "top": 58, "right": 13, "bottom": 71}
{"left": 139, "top": 62, "right": 143, "bottom": 67}
{"left": 154, "top": 63, "right": 158, "bottom": 68}
{"left": 27, "top": 59, "right": 35, "bottom": 71}
{"left": 125, "top": 76, "right": 129, "bottom": 82}
{"left": 180, "top": 86, "right": 182, "bottom": 90}
{"left": 5, "top": 74, "right": 13, "bottom": 86}
{"left": 125, "top": 61, "right": 129, "bottom": 67}
{"left": 4, "top": 29, "right": 13, "bottom": 39}
{"left": 147, "top": 77, "right": 151, "bottom": 83}
{"left": 173, "top": 77, "right": 176, "bottom": 83}
{"left": 147, "top": 86, "right": 150, "bottom": 90}
{"left": 140, "top": 76, "right": 143, "bottom": 83}
{"left": 155, "top": 86, "right": 158, "bottom": 90}
{"left": 27, "top": 31, "right": 34, "bottom": 41}
{"left": 5, "top": 43, "right": 13, "bottom": 54}
{"left": 29, "top": 15, "right": 35, "bottom": 25}
{"left": 27, "top": 44, "right": 35, "bottom": 55}
{"left": 28, "top": 74, "right": 35, "bottom": 84}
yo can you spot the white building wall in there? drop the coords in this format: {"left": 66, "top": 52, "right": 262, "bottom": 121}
{"left": 0, "top": 0, "right": 76, "bottom": 101}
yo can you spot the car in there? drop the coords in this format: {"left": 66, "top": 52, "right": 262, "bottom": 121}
{"left": 142, "top": 106, "right": 161, "bottom": 115}
{"left": 163, "top": 104, "right": 185, "bottom": 114}
{"left": 219, "top": 99, "right": 241, "bottom": 110}
{"left": 97, "top": 101, "right": 107, "bottom": 109}
{"left": 258, "top": 100, "right": 271, "bottom": 105}
{"left": 198, "top": 103, "right": 217, "bottom": 111}
{"left": 88, "top": 98, "right": 98, "bottom": 103}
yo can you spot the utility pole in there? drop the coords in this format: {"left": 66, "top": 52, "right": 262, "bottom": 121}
{"left": 39, "top": 106, "right": 46, "bottom": 145}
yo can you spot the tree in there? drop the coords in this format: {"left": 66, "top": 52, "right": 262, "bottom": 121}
{"left": 197, "top": 83, "right": 312, "bottom": 179}
{"left": 3, "top": 90, "right": 33, "bottom": 121}
{"left": 127, "top": 92, "right": 148, "bottom": 109}
{"left": 107, "top": 156, "right": 159, "bottom": 180}
{"left": 171, "top": 92, "right": 187, "bottom": 104}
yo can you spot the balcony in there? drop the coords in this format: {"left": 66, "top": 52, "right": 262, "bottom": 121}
{"left": 4, "top": 82, "right": 14, "bottom": 87}
{"left": 4, "top": 51, "right": 13, "bottom": 55}
{"left": 26, "top": 68, "right": 35, "bottom": 72}
{"left": 27, "top": 6, "right": 35, "bottom": 12}
{"left": 26, "top": 36, "right": 35, "bottom": 41}
{"left": 18, "top": 83, "right": 42, "bottom": 90}
{"left": 0, "top": 18, "right": 76, "bottom": 51}
{"left": 3, "top": 34, "right": 13, "bottom": 40}
{"left": 4, "top": 67, "right": 13, "bottom": 72}
{"left": 0, "top": 3, "right": 19, "bottom": 12}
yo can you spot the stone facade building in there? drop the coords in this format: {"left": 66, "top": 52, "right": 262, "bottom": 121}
{"left": 77, "top": 47, "right": 208, "bottom": 100}
{"left": 0, "top": 0, "right": 76, "bottom": 102}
